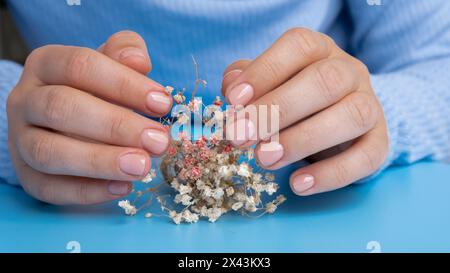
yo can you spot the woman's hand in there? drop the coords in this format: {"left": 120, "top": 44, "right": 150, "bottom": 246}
{"left": 7, "top": 31, "right": 172, "bottom": 205}
{"left": 222, "top": 28, "right": 388, "bottom": 196}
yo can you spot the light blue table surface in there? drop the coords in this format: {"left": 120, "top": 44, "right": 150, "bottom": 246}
{"left": 1, "top": 161, "right": 449, "bottom": 253}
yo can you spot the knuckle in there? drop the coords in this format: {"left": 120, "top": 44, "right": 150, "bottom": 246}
{"left": 333, "top": 162, "right": 350, "bottom": 186}
{"left": 345, "top": 93, "right": 377, "bottom": 131}
{"left": 86, "top": 149, "right": 101, "bottom": 177}
{"left": 258, "top": 56, "right": 284, "bottom": 84}
{"left": 271, "top": 94, "right": 295, "bottom": 126}
{"left": 76, "top": 181, "right": 91, "bottom": 205}
{"left": 28, "top": 135, "right": 55, "bottom": 171}
{"left": 360, "top": 144, "right": 384, "bottom": 173}
{"left": 314, "top": 59, "right": 351, "bottom": 104}
{"left": 107, "top": 111, "right": 127, "bottom": 142}
{"left": 42, "top": 87, "right": 74, "bottom": 128}
{"left": 37, "top": 180, "right": 56, "bottom": 204}
{"left": 284, "top": 27, "right": 323, "bottom": 59}
{"left": 116, "top": 74, "right": 132, "bottom": 102}
{"left": 65, "top": 48, "right": 95, "bottom": 84}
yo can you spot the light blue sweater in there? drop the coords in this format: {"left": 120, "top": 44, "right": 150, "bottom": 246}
{"left": 1, "top": 0, "right": 449, "bottom": 185}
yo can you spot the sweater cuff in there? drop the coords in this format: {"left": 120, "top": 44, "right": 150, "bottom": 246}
{"left": 0, "top": 60, "right": 23, "bottom": 186}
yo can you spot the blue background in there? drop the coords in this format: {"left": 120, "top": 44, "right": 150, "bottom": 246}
{"left": 1, "top": 162, "right": 450, "bottom": 253}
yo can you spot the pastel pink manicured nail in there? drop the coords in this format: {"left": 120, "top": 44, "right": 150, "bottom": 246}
{"left": 146, "top": 91, "right": 172, "bottom": 114}
{"left": 257, "top": 142, "right": 284, "bottom": 167}
{"left": 141, "top": 129, "right": 169, "bottom": 155}
{"left": 227, "top": 83, "right": 254, "bottom": 105}
{"left": 227, "top": 118, "right": 256, "bottom": 146}
{"left": 119, "top": 153, "right": 147, "bottom": 176}
{"left": 292, "top": 174, "right": 315, "bottom": 194}
{"left": 108, "top": 181, "right": 131, "bottom": 196}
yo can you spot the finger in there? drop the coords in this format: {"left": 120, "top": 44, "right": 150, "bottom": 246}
{"left": 18, "top": 126, "right": 152, "bottom": 180}
{"left": 221, "top": 59, "right": 251, "bottom": 96}
{"left": 24, "top": 85, "right": 169, "bottom": 156}
{"left": 25, "top": 45, "right": 172, "bottom": 116}
{"left": 19, "top": 164, "right": 131, "bottom": 205}
{"left": 289, "top": 122, "right": 388, "bottom": 196}
{"left": 98, "top": 31, "right": 152, "bottom": 75}
{"left": 227, "top": 58, "right": 359, "bottom": 146}
{"left": 224, "top": 28, "right": 332, "bottom": 105}
{"left": 255, "top": 92, "right": 378, "bottom": 168}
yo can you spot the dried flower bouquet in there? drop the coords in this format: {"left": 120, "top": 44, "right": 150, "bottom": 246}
{"left": 118, "top": 58, "right": 286, "bottom": 224}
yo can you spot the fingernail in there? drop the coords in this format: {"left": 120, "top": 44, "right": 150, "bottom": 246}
{"left": 118, "top": 47, "right": 146, "bottom": 61}
{"left": 257, "top": 142, "right": 284, "bottom": 167}
{"left": 141, "top": 129, "right": 169, "bottom": 155}
{"left": 119, "top": 153, "right": 147, "bottom": 176}
{"left": 292, "top": 174, "right": 315, "bottom": 195}
{"left": 146, "top": 91, "right": 172, "bottom": 114}
{"left": 223, "top": 69, "right": 242, "bottom": 83}
{"left": 227, "top": 83, "right": 254, "bottom": 105}
{"left": 227, "top": 118, "right": 256, "bottom": 146}
{"left": 108, "top": 181, "right": 131, "bottom": 196}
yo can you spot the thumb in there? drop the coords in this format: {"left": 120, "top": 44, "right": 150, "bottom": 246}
{"left": 98, "top": 30, "right": 152, "bottom": 75}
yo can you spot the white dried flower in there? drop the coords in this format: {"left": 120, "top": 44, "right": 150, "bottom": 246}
{"left": 212, "top": 188, "right": 224, "bottom": 200}
{"left": 265, "top": 182, "right": 278, "bottom": 195}
{"left": 173, "top": 92, "right": 186, "bottom": 104}
{"left": 145, "top": 212, "right": 153, "bottom": 218}
{"left": 218, "top": 165, "right": 235, "bottom": 178}
{"left": 245, "top": 196, "right": 257, "bottom": 212}
{"left": 182, "top": 210, "right": 199, "bottom": 223}
{"left": 141, "top": 169, "right": 156, "bottom": 183}
{"left": 118, "top": 200, "right": 137, "bottom": 216}
{"left": 231, "top": 202, "right": 244, "bottom": 211}
{"left": 225, "top": 187, "right": 234, "bottom": 197}
{"left": 196, "top": 179, "right": 206, "bottom": 190}
{"left": 170, "top": 211, "right": 183, "bottom": 225}
{"left": 207, "top": 207, "right": 222, "bottom": 222}
{"left": 179, "top": 184, "right": 192, "bottom": 195}
{"left": 174, "top": 194, "right": 193, "bottom": 206}
{"left": 265, "top": 203, "right": 277, "bottom": 214}
{"left": 237, "top": 163, "right": 251, "bottom": 178}
{"left": 164, "top": 85, "right": 174, "bottom": 95}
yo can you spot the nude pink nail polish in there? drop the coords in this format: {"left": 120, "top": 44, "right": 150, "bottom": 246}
{"left": 146, "top": 91, "right": 172, "bottom": 114}
{"left": 141, "top": 129, "right": 169, "bottom": 155}
{"left": 227, "top": 83, "right": 254, "bottom": 105}
{"left": 257, "top": 142, "right": 284, "bottom": 167}
{"left": 119, "top": 153, "right": 147, "bottom": 176}
{"left": 292, "top": 174, "right": 315, "bottom": 195}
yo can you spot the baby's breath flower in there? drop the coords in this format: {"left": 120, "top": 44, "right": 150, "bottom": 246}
{"left": 145, "top": 212, "right": 153, "bottom": 218}
{"left": 231, "top": 202, "right": 244, "bottom": 211}
{"left": 207, "top": 207, "right": 222, "bottom": 222}
{"left": 265, "top": 182, "right": 278, "bottom": 196}
{"left": 225, "top": 187, "right": 234, "bottom": 197}
{"left": 120, "top": 60, "right": 285, "bottom": 224}
{"left": 164, "top": 85, "right": 174, "bottom": 95}
{"left": 237, "top": 163, "right": 251, "bottom": 178}
{"left": 265, "top": 203, "right": 277, "bottom": 214}
{"left": 173, "top": 92, "right": 186, "bottom": 104}
{"left": 118, "top": 200, "right": 137, "bottom": 216}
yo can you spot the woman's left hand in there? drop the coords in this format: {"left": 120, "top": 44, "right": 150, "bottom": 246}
{"left": 222, "top": 28, "right": 388, "bottom": 196}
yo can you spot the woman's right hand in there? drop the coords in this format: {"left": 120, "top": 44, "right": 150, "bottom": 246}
{"left": 6, "top": 31, "right": 172, "bottom": 205}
